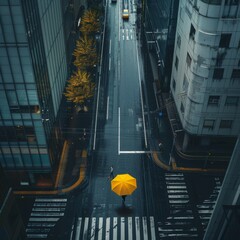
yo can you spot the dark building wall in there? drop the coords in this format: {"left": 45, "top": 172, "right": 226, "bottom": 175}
{"left": 204, "top": 137, "right": 240, "bottom": 239}
{"left": 0, "top": 167, "right": 26, "bottom": 239}
{"left": 144, "top": 0, "right": 179, "bottom": 91}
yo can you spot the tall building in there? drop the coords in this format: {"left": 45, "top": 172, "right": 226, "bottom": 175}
{"left": 203, "top": 136, "right": 240, "bottom": 239}
{"left": 0, "top": 0, "right": 74, "bottom": 189}
{"left": 170, "top": 0, "right": 240, "bottom": 155}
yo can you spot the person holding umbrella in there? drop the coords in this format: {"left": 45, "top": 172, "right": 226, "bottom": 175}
{"left": 111, "top": 173, "right": 137, "bottom": 205}
{"left": 121, "top": 195, "right": 127, "bottom": 205}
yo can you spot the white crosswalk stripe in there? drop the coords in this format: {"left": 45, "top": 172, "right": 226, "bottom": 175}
{"left": 26, "top": 197, "right": 68, "bottom": 239}
{"left": 73, "top": 216, "right": 156, "bottom": 239}
{"left": 197, "top": 177, "right": 222, "bottom": 230}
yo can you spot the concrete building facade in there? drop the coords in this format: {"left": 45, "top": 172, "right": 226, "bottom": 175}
{"left": 0, "top": 0, "right": 77, "bottom": 189}
{"left": 170, "top": 0, "right": 240, "bottom": 155}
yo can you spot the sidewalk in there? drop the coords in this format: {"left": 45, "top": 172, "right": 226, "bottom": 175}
{"left": 14, "top": 146, "right": 87, "bottom": 196}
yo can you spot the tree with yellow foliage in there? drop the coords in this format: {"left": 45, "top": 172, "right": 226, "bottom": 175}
{"left": 64, "top": 69, "right": 95, "bottom": 106}
{"left": 73, "top": 35, "right": 98, "bottom": 70}
{"left": 80, "top": 9, "right": 100, "bottom": 36}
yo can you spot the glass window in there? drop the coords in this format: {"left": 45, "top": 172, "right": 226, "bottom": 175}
{"left": 23, "top": 155, "right": 32, "bottom": 167}
{"left": 177, "top": 34, "right": 181, "bottom": 48}
{"left": 5, "top": 157, "right": 15, "bottom": 167}
{"left": 14, "top": 155, "right": 23, "bottom": 167}
{"left": 219, "top": 34, "right": 231, "bottom": 48}
{"left": 186, "top": 53, "right": 192, "bottom": 67}
{"left": 224, "top": 0, "right": 239, "bottom": 6}
{"left": 180, "top": 103, "right": 184, "bottom": 114}
{"left": 189, "top": 24, "right": 196, "bottom": 40}
{"left": 200, "top": 0, "right": 223, "bottom": 5}
{"left": 32, "top": 154, "right": 41, "bottom": 167}
{"left": 231, "top": 69, "right": 240, "bottom": 80}
{"left": 182, "top": 75, "right": 189, "bottom": 91}
{"left": 172, "top": 78, "right": 176, "bottom": 91}
{"left": 0, "top": 157, "right": 6, "bottom": 167}
{"left": 225, "top": 96, "right": 239, "bottom": 106}
{"left": 208, "top": 96, "right": 220, "bottom": 106}
{"left": 41, "top": 155, "right": 50, "bottom": 167}
{"left": 203, "top": 120, "right": 215, "bottom": 129}
{"left": 220, "top": 120, "right": 233, "bottom": 129}
{"left": 175, "top": 56, "right": 179, "bottom": 70}
{"left": 213, "top": 68, "right": 224, "bottom": 79}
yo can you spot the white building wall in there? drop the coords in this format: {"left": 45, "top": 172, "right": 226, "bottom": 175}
{"left": 171, "top": 0, "right": 240, "bottom": 137}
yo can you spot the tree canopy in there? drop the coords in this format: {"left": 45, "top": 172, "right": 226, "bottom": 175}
{"left": 64, "top": 7, "right": 101, "bottom": 107}
{"left": 80, "top": 9, "right": 100, "bottom": 35}
{"left": 64, "top": 70, "right": 95, "bottom": 105}
{"left": 73, "top": 35, "right": 98, "bottom": 70}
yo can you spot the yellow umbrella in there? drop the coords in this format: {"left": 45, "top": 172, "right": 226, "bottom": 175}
{"left": 111, "top": 174, "right": 137, "bottom": 196}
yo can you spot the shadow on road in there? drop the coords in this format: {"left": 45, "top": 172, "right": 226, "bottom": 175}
{"left": 115, "top": 205, "right": 135, "bottom": 216}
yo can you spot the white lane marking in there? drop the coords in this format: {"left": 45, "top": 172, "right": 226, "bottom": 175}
{"left": 90, "top": 217, "right": 96, "bottom": 240}
{"left": 29, "top": 218, "right": 59, "bottom": 222}
{"left": 118, "top": 107, "right": 120, "bottom": 155}
{"left": 135, "top": 217, "right": 140, "bottom": 239}
{"left": 74, "top": 218, "right": 82, "bottom": 240}
{"left": 98, "top": 217, "right": 103, "bottom": 239}
{"left": 109, "top": 57, "right": 111, "bottom": 71}
{"left": 105, "top": 217, "right": 110, "bottom": 240}
{"left": 150, "top": 216, "right": 156, "bottom": 240}
{"left": 35, "top": 199, "right": 67, "bottom": 202}
{"left": 121, "top": 217, "right": 125, "bottom": 239}
{"left": 119, "top": 150, "right": 152, "bottom": 154}
{"left": 69, "top": 224, "right": 74, "bottom": 240}
{"left": 135, "top": 40, "right": 148, "bottom": 148}
{"left": 109, "top": 39, "right": 111, "bottom": 55}
{"left": 113, "top": 217, "right": 118, "bottom": 240}
{"left": 106, "top": 96, "right": 109, "bottom": 120}
{"left": 83, "top": 217, "right": 89, "bottom": 240}
{"left": 142, "top": 216, "right": 148, "bottom": 240}
{"left": 128, "top": 217, "right": 133, "bottom": 240}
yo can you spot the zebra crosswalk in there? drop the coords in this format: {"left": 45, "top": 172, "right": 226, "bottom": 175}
{"left": 158, "top": 173, "right": 198, "bottom": 239}
{"left": 26, "top": 197, "right": 68, "bottom": 239}
{"left": 157, "top": 173, "right": 222, "bottom": 239}
{"left": 71, "top": 216, "right": 156, "bottom": 240}
{"left": 197, "top": 177, "right": 222, "bottom": 230}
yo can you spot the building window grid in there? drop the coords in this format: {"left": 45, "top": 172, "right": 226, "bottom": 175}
{"left": 186, "top": 53, "right": 192, "bottom": 67}
{"left": 175, "top": 56, "right": 179, "bottom": 70}
{"left": 220, "top": 120, "right": 233, "bottom": 129}
{"left": 231, "top": 69, "right": 240, "bottom": 80}
{"left": 224, "top": 0, "right": 239, "bottom": 6}
{"left": 219, "top": 33, "right": 231, "bottom": 48}
{"left": 203, "top": 119, "right": 215, "bottom": 129}
{"left": 172, "top": 78, "right": 176, "bottom": 91}
{"left": 225, "top": 96, "right": 239, "bottom": 106}
{"left": 189, "top": 24, "right": 196, "bottom": 41}
{"left": 177, "top": 34, "right": 181, "bottom": 49}
{"left": 180, "top": 103, "right": 184, "bottom": 114}
{"left": 208, "top": 96, "right": 220, "bottom": 106}
{"left": 200, "top": 0, "right": 222, "bottom": 4}
{"left": 213, "top": 68, "right": 224, "bottom": 80}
